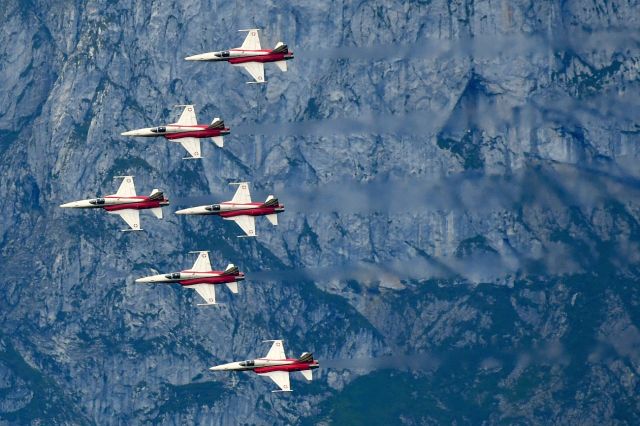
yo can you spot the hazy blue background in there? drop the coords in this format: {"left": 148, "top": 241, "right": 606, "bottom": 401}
{"left": 1, "top": 0, "right": 639, "bottom": 424}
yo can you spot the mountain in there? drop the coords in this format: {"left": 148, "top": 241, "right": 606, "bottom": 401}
{"left": 1, "top": 0, "right": 639, "bottom": 424}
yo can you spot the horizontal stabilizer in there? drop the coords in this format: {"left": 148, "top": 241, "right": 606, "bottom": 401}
{"left": 272, "top": 42, "right": 288, "bottom": 53}
{"left": 300, "top": 369, "right": 313, "bottom": 381}
{"left": 226, "top": 281, "right": 238, "bottom": 294}
{"left": 208, "top": 118, "right": 225, "bottom": 129}
{"left": 223, "top": 264, "right": 239, "bottom": 275}
{"left": 274, "top": 60, "right": 287, "bottom": 72}
{"left": 211, "top": 136, "right": 224, "bottom": 148}
{"left": 150, "top": 207, "right": 163, "bottom": 219}
{"left": 265, "top": 214, "right": 278, "bottom": 226}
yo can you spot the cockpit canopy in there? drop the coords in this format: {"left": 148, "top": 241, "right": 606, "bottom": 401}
{"left": 151, "top": 126, "right": 166, "bottom": 133}
{"left": 214, "top": 51, "right": 230, "bottom": 58}
{"left": 239, "top": 360, "right": 255, "bottom": 367}
{"left": 205, "top": 204, "right": 221, "bottom": 212}
{"left": 164, "top": 272, "right": 181, "bottom": 280}
{"left": 89, "top": 198, "right": 105, "bottom": 205}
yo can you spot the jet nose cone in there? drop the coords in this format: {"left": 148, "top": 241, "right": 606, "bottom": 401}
{"left": 135, "top": 276, "right": 153, "bottom": 283}
{"left": 121, "top": 129, "right": 152, "bottom": 137}
{"left": 60, "top": 201, "right": 81, "bottom": 208}
{"left": 185, "top": 52, "right": 216, "bottom": 61}
{"left": 175, "top": 206, "right": 206, "bottom": 215}
{"left": 209, "top": 365, "right": 223, "bottom": 371}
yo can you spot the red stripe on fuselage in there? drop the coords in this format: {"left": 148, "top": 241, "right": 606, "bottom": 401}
{"left": 218, "top": 205, "right": 284, "bottom": 218}
{"left": 102, "top": 197, "right": 168, "bottom": 212}
{"left": 228, "top": 52, "right": 293, "bottom": 65}
{"left": 164, "top": 127, "right": 230, "bottom": 140}
{"left": 253, "top": 361, "right": 319, "bottom": 374}
{"left": 179, "top": 276, "right": 238, "bottom": 286}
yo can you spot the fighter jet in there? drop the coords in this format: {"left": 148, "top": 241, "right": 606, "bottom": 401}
{"left": 175, "top": 182, "right": 284, "bottom": 237}
{"left": 135, "top": 251, "right": 244, "bottom": 306}
{"left": 120, "top": 104, "right": 230, "bottom": 159}
{"left": 210, "top": 340, "right": 319, "bottom": 392}
{"left": 59, "top": 176, "right": 168, "bottom": 231}
{"left": 185, "top": 29, "right": 293, "bottom": 84}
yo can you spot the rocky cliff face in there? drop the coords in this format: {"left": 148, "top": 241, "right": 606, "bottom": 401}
{"left": 1, "top": 0, "right": 639, "bottom": 424}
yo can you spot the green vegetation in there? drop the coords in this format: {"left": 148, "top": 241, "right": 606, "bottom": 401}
{"left": 156, "top": 381, "right": 226, "bottom": 416}
{"left": 437, "top": 130, "right": 484, "bottom": 170}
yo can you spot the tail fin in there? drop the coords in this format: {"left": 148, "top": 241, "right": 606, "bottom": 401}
{"left": 222, "top": 264, "right": 239, "bottom": 275}
{"left": 263, "top": 196, "right": 279, "bottom": 207}
{"left": 298, "top": 352, "right": 313, "bottom": 362}
{"left": 149, "top": 189, "right": 164, "bottom": 201}
{"left": 272, "top": 42, "right": 288, "bottom": 53}
{"left": 208, "top": 117, "right": 225, "bottom": 129}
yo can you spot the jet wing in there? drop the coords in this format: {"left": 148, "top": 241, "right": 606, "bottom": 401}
{"left": 231, "top": 182, "right": 252, "bottom": 204}
{"left": 190, "top": 283, "right": 217, "bottom": 305}
{"left": 175, "top": 105, "right": 197, "bottom": 126}
{"left": 264, "top": 340, "right": 286, "bottom": 360}
{"left": 115, "top": 176, "right": 136, "bottom": 197}
{"left": 258, "top": 371, "right": 291, "bottom": 392}
{"left": 239, "top": 29, "right": 261, "bottom": 50}
{"left": 113, "top": 209, "right": 140, "bottom": 231}
{"left": 233, "top": 62, "right": 264, "bottom": 83}
{"left": 190, "top": 251, "right": 212, "bottom": 272}
{"left": 225, "top": 215, "right": 255, "bottom": 237}
{"left": 175, "top": 137, "right": 202, "bottom": 159}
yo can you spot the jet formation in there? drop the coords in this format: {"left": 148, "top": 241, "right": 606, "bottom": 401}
{"left": 61, "top": 29, "right": 319, "bottom": 392}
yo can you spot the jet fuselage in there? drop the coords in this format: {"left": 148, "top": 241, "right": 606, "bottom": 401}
{"left": 121, "top": 125, "right": 231, "bottom": 139}
{"left": 185, "top": 49, "right": 294, "bottom": 64}
{"left": 175, "top": 201, "right": 285, "bottom": 218}
{"left": 135, "top": 269, "right": 245, "bottom": 287}
{"left": 60, "top": 195, "right": 169, "bottom": 211}
{"left": 210, "top": 358, "right": 319, "bottom": 374}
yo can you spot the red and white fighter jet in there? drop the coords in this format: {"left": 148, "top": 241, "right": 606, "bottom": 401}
{"left": 59, "top": 176, "right": 169, "bottom": 231}
{"left": 185, "top": 29, "right": 293, "bottom": 84}
{"left": 135, "top": 251, "right": 244, "bottom": 306}
{"left": 210, "top": 340, "right": 319, "bottom": 392}
{"left": 175, "top": 182, "right": 284, "bottom": 237}
{"left": 121, "top": 105, "right": 229, "bottom": 159}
